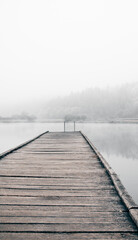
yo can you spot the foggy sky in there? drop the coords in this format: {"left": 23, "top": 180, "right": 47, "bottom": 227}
{"left": 0, "top": 0, "right": 138, "bottom": 113}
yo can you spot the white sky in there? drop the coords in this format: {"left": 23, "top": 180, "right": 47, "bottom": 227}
{"left": 0, "top": 0, "right": 138, "bottom": 111}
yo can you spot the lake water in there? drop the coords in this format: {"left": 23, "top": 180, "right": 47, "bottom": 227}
{"left": 0, "top": 122, "right": 138, "bottom": 204}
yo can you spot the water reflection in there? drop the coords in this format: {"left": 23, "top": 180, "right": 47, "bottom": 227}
{"left": 77, "top": 123, "right": 138, "bottom": 160}
{"left": 76, "top": 123, "right": 138, "bottom": 204}
{"left": 0, "top": 123, "right": 63, "bottom": 153}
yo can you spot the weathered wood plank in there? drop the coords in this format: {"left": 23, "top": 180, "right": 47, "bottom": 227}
{"left": 0, "top": 215, "right": 133, "bottom": 224}
{"left": 0, "top": 211, "right": 129, "bottom": 218}
{"left": 0, "top": 222, "right": 137, "bottom": 232}
{"left": 0, "top": 233, "right": 138, "bottom": 240}
{"left": 0, "top": 204, "right": 127, "bottom": 212}
{"left": 0, "top": 171, "right": 109, "bottom": 178}
{"left": 0, "top": 195, "right": 123, "bottom": 205}
{"left": 0, "top": 189, "right": 118, "bottom": 197}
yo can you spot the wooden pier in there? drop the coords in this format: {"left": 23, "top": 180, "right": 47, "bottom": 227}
{"left": 0, "top": 131, "right": 138, "bottom": 239}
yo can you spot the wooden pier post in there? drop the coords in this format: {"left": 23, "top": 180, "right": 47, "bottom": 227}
{"left": 74, "top": 121, "right": 75, "bottom": 132}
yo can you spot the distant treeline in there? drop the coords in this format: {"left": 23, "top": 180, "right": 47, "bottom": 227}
{"left": 1, "top": 83, "right": 137, "bottom": 122}
{"left": 42, "top": 82, "right": 138, "bottom": 121}
{"left": 0, "top": 113, "right": 36, "bottom": 122}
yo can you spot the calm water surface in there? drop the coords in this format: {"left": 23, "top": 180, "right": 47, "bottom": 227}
{"left": 0, "top": 122, "right": 138, "bottom": 204}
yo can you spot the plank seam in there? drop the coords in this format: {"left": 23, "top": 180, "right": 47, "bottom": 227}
{"left": 0, "top": 231, "right": 137, "bottom": 233}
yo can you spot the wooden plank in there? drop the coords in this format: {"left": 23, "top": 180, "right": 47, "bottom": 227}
{"left": 0, "top": 195, "right": 123, "bottom": 205}
{"left": 0, "top": 204, "right": 127, "bottom": 212}
{"left": 0, "top": 210, "right": 129, "bottom": 218}
{"left": 2, "top": 154, "right": 96, "bottom": 161}
{"left": 0, "top": 185, "right": 115, "bottom": 191}
{"left": 0, "top": 222, "right": 137, "bottom": 232}
{"left": 0, "top": 233, "right": 138, "bottom": 240}
{"left": 0, "top": 215, "right": 133, "bottom": 224}
{"left": 0, "top": 172, "right": 110, "bottom": 178}
{"left": 0, "top": 189, "right": 118, "bottom": 197}
{"left": 0, "top": 165, "right": 105, "bottom": 171}
{"left": 0, "top": 160, "right": 102, "bottom": 166}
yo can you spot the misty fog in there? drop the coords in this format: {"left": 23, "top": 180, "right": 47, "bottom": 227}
{"left": 1, "top": 83, "right": 137, "bottom": 122}
{"left": 0, "top": 0, "right": 138, "bottom": 116}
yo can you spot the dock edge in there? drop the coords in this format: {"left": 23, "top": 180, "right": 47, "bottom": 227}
{"left": 80, "top": 131, "right": 138, "bottom": 228}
